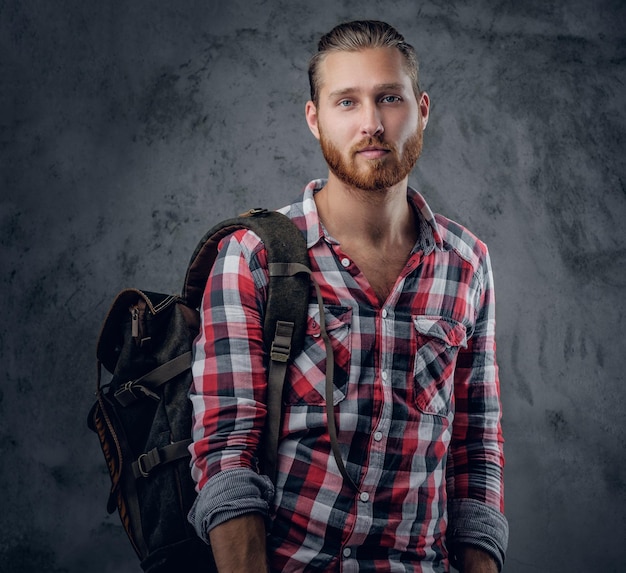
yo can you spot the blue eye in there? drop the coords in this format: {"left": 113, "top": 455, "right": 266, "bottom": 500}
{"left": 339, "top": 100, "right": 353, "bottom": 107}
{"left": 381, "top": 95, "right": 401, "bottom": 103}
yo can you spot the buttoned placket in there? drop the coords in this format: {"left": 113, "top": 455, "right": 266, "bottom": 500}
{"left": 338, "top": 244, "right": 424, "bottom": 568}
{"left": 342, "top": 275, "right": 412, "bottom": 560}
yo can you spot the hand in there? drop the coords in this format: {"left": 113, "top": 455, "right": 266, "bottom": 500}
{"left": 458, "top": 546, "right": 498, "bottom": 573}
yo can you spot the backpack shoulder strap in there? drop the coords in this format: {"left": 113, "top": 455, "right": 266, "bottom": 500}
{"left": 183, "top": 209, "right": 309, "bottom": 354}
{"left": 182, "top": 208, "right": 358, "bottom": 491}
{"left": 182, "top": 208, "right": 310, "bottom": 481}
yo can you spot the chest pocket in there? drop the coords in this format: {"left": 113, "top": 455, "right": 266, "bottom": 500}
{"left": 412, "top": 316, "right": 467, "bottom": 417}
{"left": 284, "top": 305, "right": 352, "bottom": 406}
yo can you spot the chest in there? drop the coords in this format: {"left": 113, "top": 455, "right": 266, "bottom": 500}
{"left": 343, "top": 245, "right": 412, "bottom": 303}
{"left": 316, "top": 240, "right": 480, "bottom": 326}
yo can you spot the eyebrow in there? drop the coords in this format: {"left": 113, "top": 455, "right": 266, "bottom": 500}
{"left": 327, "top": 82, "right": 407, "bottom": 99}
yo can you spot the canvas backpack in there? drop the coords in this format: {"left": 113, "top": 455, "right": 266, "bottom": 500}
{"left": 87, "top": 209, "right": 312, "bottom": 572}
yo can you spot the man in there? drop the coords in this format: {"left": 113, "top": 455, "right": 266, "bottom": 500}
{"left": 188, "top": 20, "right": 508, "bottom": 572}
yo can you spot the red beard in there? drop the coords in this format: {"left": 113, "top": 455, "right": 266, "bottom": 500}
{"left": 319, "top": 128, "right": 423, "bottom": 193}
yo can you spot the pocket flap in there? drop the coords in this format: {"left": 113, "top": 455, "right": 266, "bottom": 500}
{"left": 413, "top": 316, "right": 467, "bottom": 348}
{"left": 308, "top": 305, "right": 353, "bottom": 337}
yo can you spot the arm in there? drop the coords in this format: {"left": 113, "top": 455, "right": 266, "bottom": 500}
{"left": 457, "top": 546, "right": 498, "bottom": 573}
{"left": 209, "top": 514, "right": 269, "bottom": 573}
{"left": 447, "top": 247, "right": 508, "bottom": 570}
{"left": 187, "top": 230, "right": 274, "bottom": 560}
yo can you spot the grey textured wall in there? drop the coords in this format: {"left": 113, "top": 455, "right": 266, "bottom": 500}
{"left": 1, "top": 1, "right": 625, "bottom": 572}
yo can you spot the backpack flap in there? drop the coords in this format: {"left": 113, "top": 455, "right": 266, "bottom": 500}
{"left": 96, "top": 289, "right": 182, "bottom": 377}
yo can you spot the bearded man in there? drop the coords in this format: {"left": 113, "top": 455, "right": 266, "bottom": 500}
{"left": 188, "top": 20, "right": 508, "bottom": 573}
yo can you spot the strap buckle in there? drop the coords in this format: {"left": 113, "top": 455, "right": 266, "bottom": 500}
{"left": 135, "top": 449, "right": 160, "bottom": 478}
{"left": 136, "top": 453, "right": 152, "bottom": 478}
{"left": 270, "top": 321, "right": 294, "bottom": 362}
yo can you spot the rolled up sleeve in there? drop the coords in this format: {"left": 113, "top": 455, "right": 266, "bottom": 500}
{"left": 188, "top": 230, "right": 272, "bottom": 537}
{"left": 446, "top": 247, "right": 508, "bottom": 569}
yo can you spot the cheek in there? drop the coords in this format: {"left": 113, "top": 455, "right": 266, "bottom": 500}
{"left": 321, "top": 126, "right": 353, "bottom": 154}
{"left": 396, "top": 123, "right": 421, "bottom": 151}
{"left": 399, "top": 114, "right": 420, "bottom": 135}
{"left": 388, "top": 106, "right": 420, "bottom": 138}
{"left": 320, "top": 109, "right": 360, "bottom": 137}
{"left": 330, "top": 121, "right": 353, "bottom": 143}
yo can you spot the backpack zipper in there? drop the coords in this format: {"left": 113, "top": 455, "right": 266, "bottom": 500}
{"left": 131, "top": 305, "right": 139, "bottom": 340}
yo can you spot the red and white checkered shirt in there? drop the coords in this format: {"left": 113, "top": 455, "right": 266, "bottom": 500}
{"left": 189, "top": 180, "right": 508, "bottom": 572}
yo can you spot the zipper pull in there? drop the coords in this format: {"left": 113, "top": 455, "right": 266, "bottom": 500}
{"left": 130, "top": 306, "right": 139, "bottom": 340}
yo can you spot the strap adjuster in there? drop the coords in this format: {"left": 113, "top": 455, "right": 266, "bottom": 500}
{"left": 136, "top": 453, "right": 152, "bottom": 478}
{"left": 114, "top": 380, "right": 159, "bottom": 406}
{"left": 270, "top": 321, "right": 294, "bottom": 362}
{"left": 135, "top": 448, "right": 161, "bottom": 478}
{"left": 132, "top": 440, "right": 193, "bottom": 480}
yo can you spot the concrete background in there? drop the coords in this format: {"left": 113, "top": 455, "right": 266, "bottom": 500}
{"left": 1, "top": 0, "right": 625, "bottom": 571}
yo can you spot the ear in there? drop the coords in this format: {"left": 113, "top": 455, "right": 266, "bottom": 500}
{"left": 305, "top": 100, "right": 321, "bottom": 140}
{"left": 419, "top": 91, "right": 430, "bottom": 130}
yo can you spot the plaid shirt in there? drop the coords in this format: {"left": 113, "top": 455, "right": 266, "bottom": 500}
{"left": 189, "top": 180, "right": 508, "bottom": 572}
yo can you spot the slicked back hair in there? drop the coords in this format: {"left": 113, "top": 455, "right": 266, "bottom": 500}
{"left": 308, "top": 20, "right": 421, "bottom": 105}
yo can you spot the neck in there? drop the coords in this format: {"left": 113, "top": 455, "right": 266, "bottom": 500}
{"left": 315, "top": 173, "right": 415, "bottom": 247}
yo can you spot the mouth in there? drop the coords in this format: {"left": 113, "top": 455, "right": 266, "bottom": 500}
{"left": 355, "top": 146, "right": 391, "bottom": 160}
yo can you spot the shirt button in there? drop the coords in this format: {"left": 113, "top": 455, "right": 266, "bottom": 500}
{"left": 381, "top": 371, "right": 388, "bottom": 382}
{"left": 359, "top": 491, "right": 370, "bottom": 502}
{"left": 374, "top": 431, "right": 383, "bottom": 442}
{"left": 382, "top": 309, "right": 388, "bottom": 318}
{"left": 341, "top": 257, "right": 351, "bottom": 268}
{"left": 343, "top": 547, "right": 352, "bottom": 558}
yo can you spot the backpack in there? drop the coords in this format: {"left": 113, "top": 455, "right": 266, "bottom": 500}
{"left": 87, "top": 209, "right": 311, "bottom": 572}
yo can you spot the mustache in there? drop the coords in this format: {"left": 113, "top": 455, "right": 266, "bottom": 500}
{"left": 351, "top": 137, "right": 396, "bottom": 154}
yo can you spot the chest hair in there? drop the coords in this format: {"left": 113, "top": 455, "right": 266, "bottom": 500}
{"left": 344, "top": 243, "right": 412, "bottom": 304}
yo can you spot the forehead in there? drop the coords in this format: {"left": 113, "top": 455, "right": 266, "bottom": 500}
{"left": 317, "top": 47, "right": 413, "bottom": 98}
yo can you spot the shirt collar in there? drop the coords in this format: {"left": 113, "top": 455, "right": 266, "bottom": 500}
{"left": 295, "top": 179, "right": 443, "bottom": 251}
{"left": 406, "top": 185, "right": 444, "bottom": 251}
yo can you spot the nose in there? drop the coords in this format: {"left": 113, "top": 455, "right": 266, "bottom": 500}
{"left": 361, "top": 103, "right": 384, "bottom": 138}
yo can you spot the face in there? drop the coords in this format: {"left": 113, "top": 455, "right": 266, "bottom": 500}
{"left": 306, "top": 47, "right": 430, "bottom": 193}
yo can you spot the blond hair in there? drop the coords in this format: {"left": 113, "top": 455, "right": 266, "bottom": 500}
{"left": 308, "top": 20, "right": 421, "bottom": 104}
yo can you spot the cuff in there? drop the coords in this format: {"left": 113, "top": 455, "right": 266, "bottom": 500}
{"left": 187, "top": 468, "right": 275, "bottom": 543}
{"left": 447, "top": 498, "right": 509, "bottom": 571}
